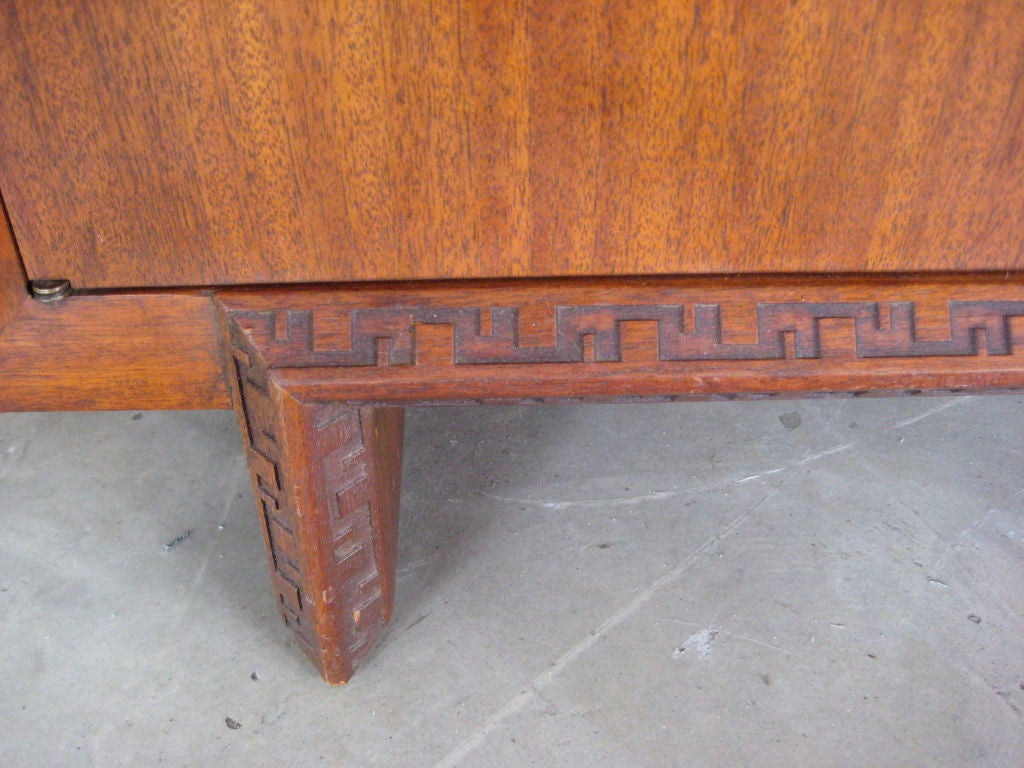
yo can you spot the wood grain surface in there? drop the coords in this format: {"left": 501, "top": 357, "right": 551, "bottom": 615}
{"left": 2, "top": 1, "right": 1022, "bottom": 289}
{"left": 0, "top": 291, "right": 229, "bottom": 412}
{"left": 226, "top": 315, "right": 403, "bottom": 683}
{"left": 220, "top": 273, "right": 1024, "bottom": 406}
{"left": 0, "top": 200, "right": 27, "bottom": 330}
{"left": 2, "top": 198, "right": 229, "bottom": 411}
{"left": 219, "top": 270, "right": 1024, "bottom": 682}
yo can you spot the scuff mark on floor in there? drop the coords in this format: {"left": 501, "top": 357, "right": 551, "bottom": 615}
{"left": 429, "top": 513, "right": 752, "bottom": 768}
{"left": 893, "top": 398, "right": 965, "bottom": 429}
{"left": 482, "top": 490, "right": 678, "bottom": 510}
{"left": 673, "top": 628, "right": 719, "bottom": 659}
{"left": 736, "top": 442, "right": 853, "bottom": 483}
{"left": 163, "top": 529, "right": 192, "bottom": 551}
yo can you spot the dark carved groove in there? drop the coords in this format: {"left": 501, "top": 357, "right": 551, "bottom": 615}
{"left": 229, "top": 343, "right": 317, "bottom": 654}
{"left": 220, "top": 287, "right": 1024, "bottom": 682}
{"left": 229, "top": 331, "right": 389, "bottom": 677}
{"left": 313, "top": 403, "right": 388, "bottom": 660}
{"left": 229, "top": 300, "right": 1024, "bottom": 369}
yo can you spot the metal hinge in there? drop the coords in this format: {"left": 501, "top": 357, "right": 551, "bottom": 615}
{"left": 30, "top": 279, "right": 73, "bottom": 302}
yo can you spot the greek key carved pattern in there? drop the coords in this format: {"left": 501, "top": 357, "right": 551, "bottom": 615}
{"left": 229, "top": 343, "right": 317, "bottom": 654}
{"left": 313, "top": 403, "right": 387, "bottom": 660}
{"left": 230, "top": 300, "right": 1024, "bottom": 369}
{"left": 230, "top": 337, "right": 387, "bottom": 671}
{"left": 221, "top": 288, "right": 1024, "bottom": 682}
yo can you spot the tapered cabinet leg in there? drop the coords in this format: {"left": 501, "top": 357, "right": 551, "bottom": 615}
{"left": 229, "top": 348, "right": 404, "bottom": 683}
{"left": 218, "top": 277, "right": 1024, "bottom": 684}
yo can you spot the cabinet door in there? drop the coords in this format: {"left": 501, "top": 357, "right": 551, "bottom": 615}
{"left": 1, "top": 1, "right": 1022, "bottom": 289}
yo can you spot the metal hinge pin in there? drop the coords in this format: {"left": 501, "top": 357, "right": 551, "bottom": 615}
{"left": 30, "top": 279, "right": 73, "bottom": 302}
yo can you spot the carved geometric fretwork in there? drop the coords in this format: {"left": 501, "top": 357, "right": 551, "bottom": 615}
{"left": 217, "top": 276, "right": 1024, "bottom": 683}
{"left": 229, "top": 343, "right": 318, "bottom": 654}
{"left": 229, "top": 300, "right": 1024, "bottom": 370}
{"left": 226, "top": 324, "right": 402, "bottom": 684}
{"left": 313, "top": 403, "right": 388, "bottom": 661}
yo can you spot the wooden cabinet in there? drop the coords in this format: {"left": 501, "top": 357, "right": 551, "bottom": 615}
{"left": 2, "top": 1, "right": 1023, "bottom": 682}
{"left": 2, "top": 1, "right": 1023, "bottom": 288}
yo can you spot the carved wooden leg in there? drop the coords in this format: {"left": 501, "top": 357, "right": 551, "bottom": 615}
{"left": 218, "top": 275, "right": 1024, "bottom": 683}
{"left": 228, "top": 341, "right": 404, "bottom": 683}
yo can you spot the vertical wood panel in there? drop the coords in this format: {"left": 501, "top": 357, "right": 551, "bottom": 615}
{"left": 0, "top": 1, "right": 1021, "bottom": 287}
{"left": 461, "top": 0, "right": 532, "bottom": 275}
{"left": 527, "top": 0, "right": 604, "bottom": 274}
{"left": 0, "top": 198, "right": 27, "bottom": 331}
{"left": 381, "top": 0, "right": 470, "bottom": 277}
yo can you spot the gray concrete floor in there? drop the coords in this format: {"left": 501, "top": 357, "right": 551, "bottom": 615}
{"left": 1, "top": 397, "right": 1023, "bottom": 767}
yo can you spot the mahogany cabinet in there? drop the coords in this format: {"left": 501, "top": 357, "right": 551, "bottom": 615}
{"left": 2, "top": 1, "right": 1023, "bottom": 683}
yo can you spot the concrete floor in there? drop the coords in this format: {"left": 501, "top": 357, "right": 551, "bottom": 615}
{"left": 1, "top": 396, "right": 1022, "bottom": 767}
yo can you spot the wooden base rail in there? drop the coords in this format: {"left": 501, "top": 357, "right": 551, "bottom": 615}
{"left": 215, "top": 274, "right": 1024, "bottom": 682}
{"left": 7, "top": 271, "right": 1024, "bottom": 681}
{"left": 2, "top": 0, "right": 1023, "bottom": 693}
